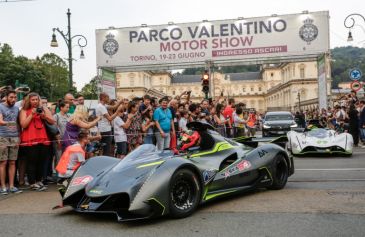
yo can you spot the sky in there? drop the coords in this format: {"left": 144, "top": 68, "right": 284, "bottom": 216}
{"left": 0, "top": 0, "right": 364, "bottom": 90}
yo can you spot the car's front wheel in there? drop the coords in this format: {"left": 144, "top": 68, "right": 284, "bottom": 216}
{"left": 268, "top": 154, "right": 289, "bottom": 190}
{"left": 169, "top": 169, "right": 201, "bottom": 218}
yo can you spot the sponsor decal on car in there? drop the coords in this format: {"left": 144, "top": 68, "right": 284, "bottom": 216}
{"left": 237, "top": 160, "right": 251, "bottom": 171}
{"left": 203, "top": 169, "right": 217, "bottom": 184}
{"left": 222, "top": 160, "right": 252, "bottom": 179}
{"left": 71, "top": 175, "right": 93, "bottom": 187}
{"left": 258, "top": 150, "right": 268, "bottom": 158}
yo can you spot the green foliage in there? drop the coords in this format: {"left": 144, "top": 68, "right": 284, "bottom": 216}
{"left": 0, "top": 44, "right": 70, "bottom": 101}
{"left": 35, "top": 53, "right": 70, "bottom": 101}
{"left": 330, "top": 46, "right": 365, "bottom": 88}
{"left": 79, "top": 76, "right": 99, "bottom": 99}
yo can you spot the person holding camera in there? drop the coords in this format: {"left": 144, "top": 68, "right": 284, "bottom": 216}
{"left": 19, "top": 92, "right": 55, "bottom": 191}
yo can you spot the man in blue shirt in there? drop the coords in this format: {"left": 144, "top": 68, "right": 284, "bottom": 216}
{"left": 153, "top": 97, "right": 175, "bottom": 150}
{"left": 0, "top": 90, "right": 22, "bottom": 195}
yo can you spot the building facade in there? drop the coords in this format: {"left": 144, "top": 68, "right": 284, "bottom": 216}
{"left": 115, "top": 60, "right": 331, "bottom": 113}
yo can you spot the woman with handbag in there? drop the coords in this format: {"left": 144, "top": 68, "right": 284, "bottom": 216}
{"left": 19, "top": 93, "right": 55, "bottom": 191}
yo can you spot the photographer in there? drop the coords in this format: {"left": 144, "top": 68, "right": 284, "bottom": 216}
{"left": 19, "top": 92, "right": 55, "bottom": 191}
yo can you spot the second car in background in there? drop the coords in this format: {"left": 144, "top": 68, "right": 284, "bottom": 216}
{"left": 262, "top": 111, "right": 297, "bottom": 137}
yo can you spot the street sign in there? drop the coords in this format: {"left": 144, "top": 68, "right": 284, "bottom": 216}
{"left": 349, "top": 68, "right": 362, "bottom": 80}
{"left": 350, "top": 80, "right": 362, "bottom": 92}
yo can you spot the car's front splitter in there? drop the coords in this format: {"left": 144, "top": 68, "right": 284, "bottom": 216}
{"left": 292, "top": 151, "right": 352, "bottom": 157}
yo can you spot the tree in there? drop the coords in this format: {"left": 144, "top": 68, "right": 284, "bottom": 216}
{"left": 35, "top": 53, "right": 69, "bottom": 101}
{"left": 330, "top": 46, "right": 365, "bottom": 88}
{"left": 79, "top": 76, "right": 99, "bottom": 99}
{"left": 0, "top": 44, "right": 74, "bottom": 101}
{"left": 0, "top": 44, "right": 50, "bottom": 97}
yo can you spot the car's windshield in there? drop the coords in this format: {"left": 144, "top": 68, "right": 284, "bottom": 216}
{"left": 307, "top": 128, "right": 329, "bottom": 138}
{"left": 265, "top": 114, "right": 293, "bottom": 121}
{"left": 112, "top": 144, "right": 161, "bottom": 171}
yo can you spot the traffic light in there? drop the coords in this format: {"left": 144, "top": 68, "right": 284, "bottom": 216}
{"left": 201, "top": 70, "right": 209, "bottom": 97}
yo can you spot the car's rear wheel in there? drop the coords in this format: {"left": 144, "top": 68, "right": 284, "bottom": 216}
{"left": 268, "top": 154, "right": 289, "bottom": 190}
{"left": 169, "top": 169, "right": 201, "bottom": 218}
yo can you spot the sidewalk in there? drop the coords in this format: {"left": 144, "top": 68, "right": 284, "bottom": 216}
{"left": 0, "top": 185, "right": 67, "bottom": 214}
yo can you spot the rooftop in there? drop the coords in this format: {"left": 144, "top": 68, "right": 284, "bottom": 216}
{"left": 172, "top": 72, "right": 261, "bottom": 83}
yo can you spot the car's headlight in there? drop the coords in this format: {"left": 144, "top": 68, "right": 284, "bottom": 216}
{"left": 263, "top": 124, "right": 271, "bottom": 129}
{"left": 290, "top": 123, "right": 298, "bottom": 128}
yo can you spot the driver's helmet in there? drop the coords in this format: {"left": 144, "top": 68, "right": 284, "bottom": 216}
{"left": 180, "top": 130, "right": 194, "bottom": 143}
{"left": 307, "top": 124, "right": 318, "bottom": 130}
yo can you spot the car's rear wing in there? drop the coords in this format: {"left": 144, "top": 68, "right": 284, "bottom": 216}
{"left": 233, "top": 136, "right": 288, "bottom": 149}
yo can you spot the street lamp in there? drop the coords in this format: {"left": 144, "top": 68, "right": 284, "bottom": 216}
{"left": 344, "top": 13, "right": 365, "bottom": 42}
{"left": 50, "top": 9, "right": 88, "bottom": 91}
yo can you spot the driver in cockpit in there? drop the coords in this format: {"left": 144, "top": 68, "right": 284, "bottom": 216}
{"left": 173, "top": 130, "right": 201, "bottom": 154}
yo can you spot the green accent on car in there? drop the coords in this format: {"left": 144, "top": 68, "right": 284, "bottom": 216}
{"left": 204, "top": 190, "right": 238, "bottom": 201}
{"left": 270, "top": 136, "right": 288, "bottom": 143}
{"left": 137, "top": 161, "right": 164, "bottom": 169}
{"left": 148, "top": 198, "right": 165, "bottom": 215}
{"left": 202, "top": 187, "right": 209, "bottom": 200}
{"left": 259, "top": 167, "right": 273, "bottom": 182}
{"left": 89, "top": 189, "right": 103, "bottom": 194}
{"left": 233, "top": 136, "right": 250, "bottom": 142}
{"left": 190, "top": 142, "right": 234, "bottom": 158}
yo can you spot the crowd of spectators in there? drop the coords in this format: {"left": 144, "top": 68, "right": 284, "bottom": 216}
{"left": 293, "top": 90, "right": 365, "bottom": 147}
{"left": 0, "top": 85, "right": 364, "bottom": 195}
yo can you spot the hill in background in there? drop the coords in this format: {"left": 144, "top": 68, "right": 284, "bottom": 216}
{"left": 179, "top": 46, "right": 365, "bottom": 88}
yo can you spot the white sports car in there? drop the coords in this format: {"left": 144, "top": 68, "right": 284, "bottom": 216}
{"left": 287, "top": 128, "right": 353, "bottom": 156}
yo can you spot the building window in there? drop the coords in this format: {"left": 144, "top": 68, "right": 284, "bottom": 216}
{"left": 300, "top": 68, "right": 305, "bottom": 78}
{"left": 242, "top": 88, "right": 246, "bottom": 92}
{"left": 130, "top": 78, "right": 134, "bottom": 87}
{"left": 258, "top": 87, "right": 262, "bottom": 91}
{"left": 271, "top": 72, "right": 274, "bottom": 77}
{"left": 172, "top": 91, "right": 175, "bottom": 95}
{"left": 250, "top": 87, "right": 254, "bottom": 92}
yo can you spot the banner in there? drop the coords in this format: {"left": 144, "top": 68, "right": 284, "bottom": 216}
{"left": 96, "top": 11, "right": 330, "bottom": 71}
{"left": 101, "top": 69, "right": 116, "bottom": 99}
{"left": 317, "top": 54, "right": 327, "bottom": 110}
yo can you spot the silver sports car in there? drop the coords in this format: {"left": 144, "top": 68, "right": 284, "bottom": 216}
{"left": 287, "top": 128, "right": 353, "bottom": 156}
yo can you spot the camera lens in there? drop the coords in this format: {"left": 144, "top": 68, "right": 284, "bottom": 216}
{"left": 36, "top": 107, "right": 43, "bottom": 114}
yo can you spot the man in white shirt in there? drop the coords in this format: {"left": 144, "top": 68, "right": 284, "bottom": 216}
{"left": 113, "top": 114, "right": 128, "bottom": 159}
{"left": 96, "top": 93, "right": 123, "bottom": 156}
